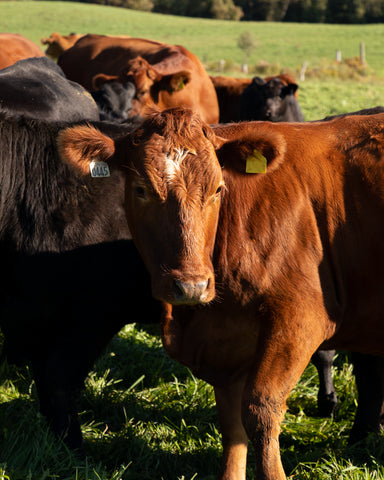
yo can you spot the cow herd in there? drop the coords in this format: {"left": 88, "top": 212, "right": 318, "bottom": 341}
{"left": 0, "top": 30, "right": 384, "bottom": 480}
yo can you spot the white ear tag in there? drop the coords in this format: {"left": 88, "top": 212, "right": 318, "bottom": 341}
{"left": 90, "top": 160, "right": 110, "bottom": 178}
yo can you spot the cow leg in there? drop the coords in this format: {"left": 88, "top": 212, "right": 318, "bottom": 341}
{"left": 31, "top": 353, "right": 84, "bottom": 451}
{"left": 241, "top": 328, "right": 323, "bottom": 480}
{"left": 311, "top": 349, "right": 337, "bottom": 417}
{"left": 214, "top": 378, "right": 248, "bottom": 480}
{"left": 349, "top": 352, "right": 384, "bottom": 443}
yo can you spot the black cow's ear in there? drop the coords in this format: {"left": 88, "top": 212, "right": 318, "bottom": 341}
{"left": 282, "top": 83, "right": 298, "bottom": 97}
{"left": 57, "top": 125, "right": 116, "bottom": 176}
{"left": 215, "top": 131, "right": 286, "bottom": 174}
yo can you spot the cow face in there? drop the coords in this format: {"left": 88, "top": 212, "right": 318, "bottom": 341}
{"left": 239, "top": 77, "right": 303, "bottom": 122}
{"left": 124, "top": 57, "right": 192, "bottom": 117}
{"left": 58, "top": 108, "right": 226, "bottom": 306}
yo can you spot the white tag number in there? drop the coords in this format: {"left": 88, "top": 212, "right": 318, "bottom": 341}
{"left": 90, "top": 160, "right": 110, "bottom": 178}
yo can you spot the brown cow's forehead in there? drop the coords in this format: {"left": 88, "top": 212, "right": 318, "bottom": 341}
{"left": 135, "top": 137, "right": 223, "bottom": 202}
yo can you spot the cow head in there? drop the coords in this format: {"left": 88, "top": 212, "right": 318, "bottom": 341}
{"left": 239, "top": 76, "right": 304, "bottom": 122}
{"left": 58, "top": 108, "right": 226, "bottom": 305}
{"left": 41, "top": 32, "right": 83, "bottom": 60}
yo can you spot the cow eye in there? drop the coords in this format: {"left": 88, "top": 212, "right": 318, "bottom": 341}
{"left": 134, "top": 185, "right": 147, "bottom": 199}
{"left": 215, "top": 186, "right": 222, "bottom": 195}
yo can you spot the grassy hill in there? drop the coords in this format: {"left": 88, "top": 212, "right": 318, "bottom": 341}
{"left": 2, "top": 1, "right": 384, "bottom": 77}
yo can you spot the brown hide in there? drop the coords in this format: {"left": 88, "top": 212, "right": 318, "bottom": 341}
{"left": 58, "top": 34, "right": 219, "bottom": 123}
{"left": 40, "top": 32, "right": 84, "bottom": 60}
{"left": 58, "top": 109, "right": 384, "bottom": 480}
{"left": 211, "top": 73, "right": 299, "bottom": 123}
{"left": 0, "top": 33, "right": 44, "bottom": 70}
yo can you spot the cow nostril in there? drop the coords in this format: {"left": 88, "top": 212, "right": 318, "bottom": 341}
{"left": 173, "top": 279, "right": 185, "bottom": 299}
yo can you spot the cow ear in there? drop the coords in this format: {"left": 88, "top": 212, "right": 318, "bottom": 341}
{"left": 251, "top": 76, "right": 266, "bottom": 86}
{"left": 92, "top": 73, "right": 120, "bottom": 90}
{"left": 168, "top": 71, "right": 191, "bottom": 92}
{"left": 282, "top": 83, "right": 298, "bottom": 97}
{"left": 215, "top": 131, "right": 286, "bottom": 174}
{"left": 202, "top": 124, "right": 227, "bottom": 150}
{"left": 57, "top": 125, "right": 116, "bottom": 176}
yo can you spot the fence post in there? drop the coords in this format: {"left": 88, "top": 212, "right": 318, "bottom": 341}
{"left": 218, "top": 59, "right": 225, "bottom": 72}
{"left": 300, "top": 61, "right": 308, "bottom": 81}
{"left": 336, "top": 50, "right": 341, "bottom": 62}
{"left": 360, "top": 42, "right": 366, "bottom": 65}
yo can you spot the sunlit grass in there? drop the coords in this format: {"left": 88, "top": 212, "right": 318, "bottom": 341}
{"left": 1, "top": 324, "right": 384, "bottom": 479}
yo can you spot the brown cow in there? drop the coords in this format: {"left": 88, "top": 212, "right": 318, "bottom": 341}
{"left": 211, "top": 73, "right": 300, "bottom": 123}
{"left": 40, "top": 32, "right": 84, "bottom": 60}
{"left": 59, "top": 108, "right": 384, "bottom": 480}
{"left": 58, "top": 34, "right": 219, "bottom": 123}
{"left": 0, "top": 33, "right": 44, "bottom": 70}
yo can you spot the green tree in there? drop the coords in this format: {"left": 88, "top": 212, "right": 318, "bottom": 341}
{"left": 284, "top": 0, "right": 327, "bottom": 22}
{"left": 325, "top": 0, "right": 366, "bottom": 23}
{"left": 237, "top": 31, "right": 257, "bottom": 62}
{"left": 211, "top": 0, "right": 243, "bottom": 19}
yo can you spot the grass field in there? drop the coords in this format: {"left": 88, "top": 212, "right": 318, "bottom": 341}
{"left": 1, "top": 2, "right": 384, "bottom": 479}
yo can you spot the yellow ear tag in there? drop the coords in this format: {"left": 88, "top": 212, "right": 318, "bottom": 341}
{"left": 246, "top": 149, "right": 267, "bottom": 174}
{"left": 177, "top": 79, "right": 185, "bottom": 91}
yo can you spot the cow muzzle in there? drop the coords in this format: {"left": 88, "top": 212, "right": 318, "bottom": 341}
{"left": 171, "top": 277, "right": 213, "bottom": 305}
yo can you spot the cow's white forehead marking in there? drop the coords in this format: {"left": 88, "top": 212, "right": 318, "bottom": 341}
{"left": 164, "top": 147, "right": 194, "bottom": 184}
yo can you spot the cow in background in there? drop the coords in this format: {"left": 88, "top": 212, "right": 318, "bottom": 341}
{"left": 0, "top": 33, "right": 44, "bottom": 70}
{"left": 59, "top": 107, "right": 384, "bottom": 479}
{"left": 210, "top": 73, "right": 303, "bottom": 123}
{"left": 90, "top": 81, "right": 137, "bottom": 123}
{"left": 58, "top": 34, "right": 219, "bottom": 124}
{"left": 239, "top": 75, "right": 304, "bottom": 122}
{"left": 40, "top": 32, "right": 85, "bottom": 60}
{"left": 0, "top": 56, "right": 99, "bottom": 121}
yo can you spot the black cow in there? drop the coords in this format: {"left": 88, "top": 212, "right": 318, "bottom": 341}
{"left": 0, "top": 113, "right": 161, "bottom": 450}
{"left": 90, "top": 81, "right": 137, "bottom": 123}
{"left": 0, "top": 56, "right": 99, "bottom": 121}
{"left": 238, "top": 76, "right": 304, "bottom": 122}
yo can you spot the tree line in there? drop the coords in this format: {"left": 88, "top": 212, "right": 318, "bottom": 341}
{"left": 78, "top": 0, "right": 384, "bottom": 23}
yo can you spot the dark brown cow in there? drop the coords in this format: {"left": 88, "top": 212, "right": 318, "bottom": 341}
{"left": 58, "top": 34, "right": 219, "bottom": 123}
{"left": 60, "top": 108, "right": 384, "bottom": 480}
{"left": 211, "top": 73, "right": 299, "bottom": 123}
{"left": 40, "top": 32, "right": 85, "bottom": 60}
{"left": 0, "top": 33, "right": 44, "bottom": 70}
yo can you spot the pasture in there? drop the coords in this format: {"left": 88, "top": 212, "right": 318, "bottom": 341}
{"left": 1, "top": 2, "right": 384, "bottom": 479}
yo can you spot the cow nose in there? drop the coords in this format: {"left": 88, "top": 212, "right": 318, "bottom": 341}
{"left": 172, "top": 279, "right": 210, "bottom": 305}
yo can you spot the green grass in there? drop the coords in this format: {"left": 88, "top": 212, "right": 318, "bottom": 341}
{"left": 1, "top": 324, "right": 384, "bottom": 479}
{"left": 2, "top": 1, "right": 384, "bottom": 77}
{"left": 1, "top": 3, "right": 384, "bottom": 478}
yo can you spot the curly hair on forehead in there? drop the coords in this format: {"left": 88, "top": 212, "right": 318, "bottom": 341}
{"left": 133, "top": 107, "right": 210, "bottom": 152}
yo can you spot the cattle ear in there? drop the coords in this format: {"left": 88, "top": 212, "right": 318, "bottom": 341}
{"left": 282, "top": 83, "right": 298, "bottom": 97}
{"left": 251, "top": 76, "right": 266, "bottom": 86}
{"left": 202, "top": 124, "right": 227, "bottom": 150}
{"left": 215, "top": 131, "right": 286, "bottom": 174}
{"left": 92, "top": 73, "right": 120, "bottom": 90}
{"left": 57, "top": 125, "right": 116, "bottom": 176}
{"left": 168, "top": 71, "right": 191, "bottom": 92}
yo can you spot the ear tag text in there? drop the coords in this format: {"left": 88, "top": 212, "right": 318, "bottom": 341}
{"left": 246, "top": 149, "right": 267, "bottom": 174}
{"left": 90, "top": 160, "right": 110, "bottom": 178}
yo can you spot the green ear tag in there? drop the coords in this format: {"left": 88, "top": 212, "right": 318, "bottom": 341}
{"left": 246, "top": 149, "right": 267, "bottom": 173}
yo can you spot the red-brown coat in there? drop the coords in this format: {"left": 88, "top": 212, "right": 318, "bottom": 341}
{"left": 211, "top": 73, "right": 299, "bottom": 123}
{"left": 59, "top": 108, "right": 384, "bottom": 479}
{"left": 0, "top": 33, "right": 44, "bottom": 70}
{"left": 40, "top": 32, "right": 85, "bottom": 60}
{"left": 58, "top": 34, "right": 219, "bottom": 123}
